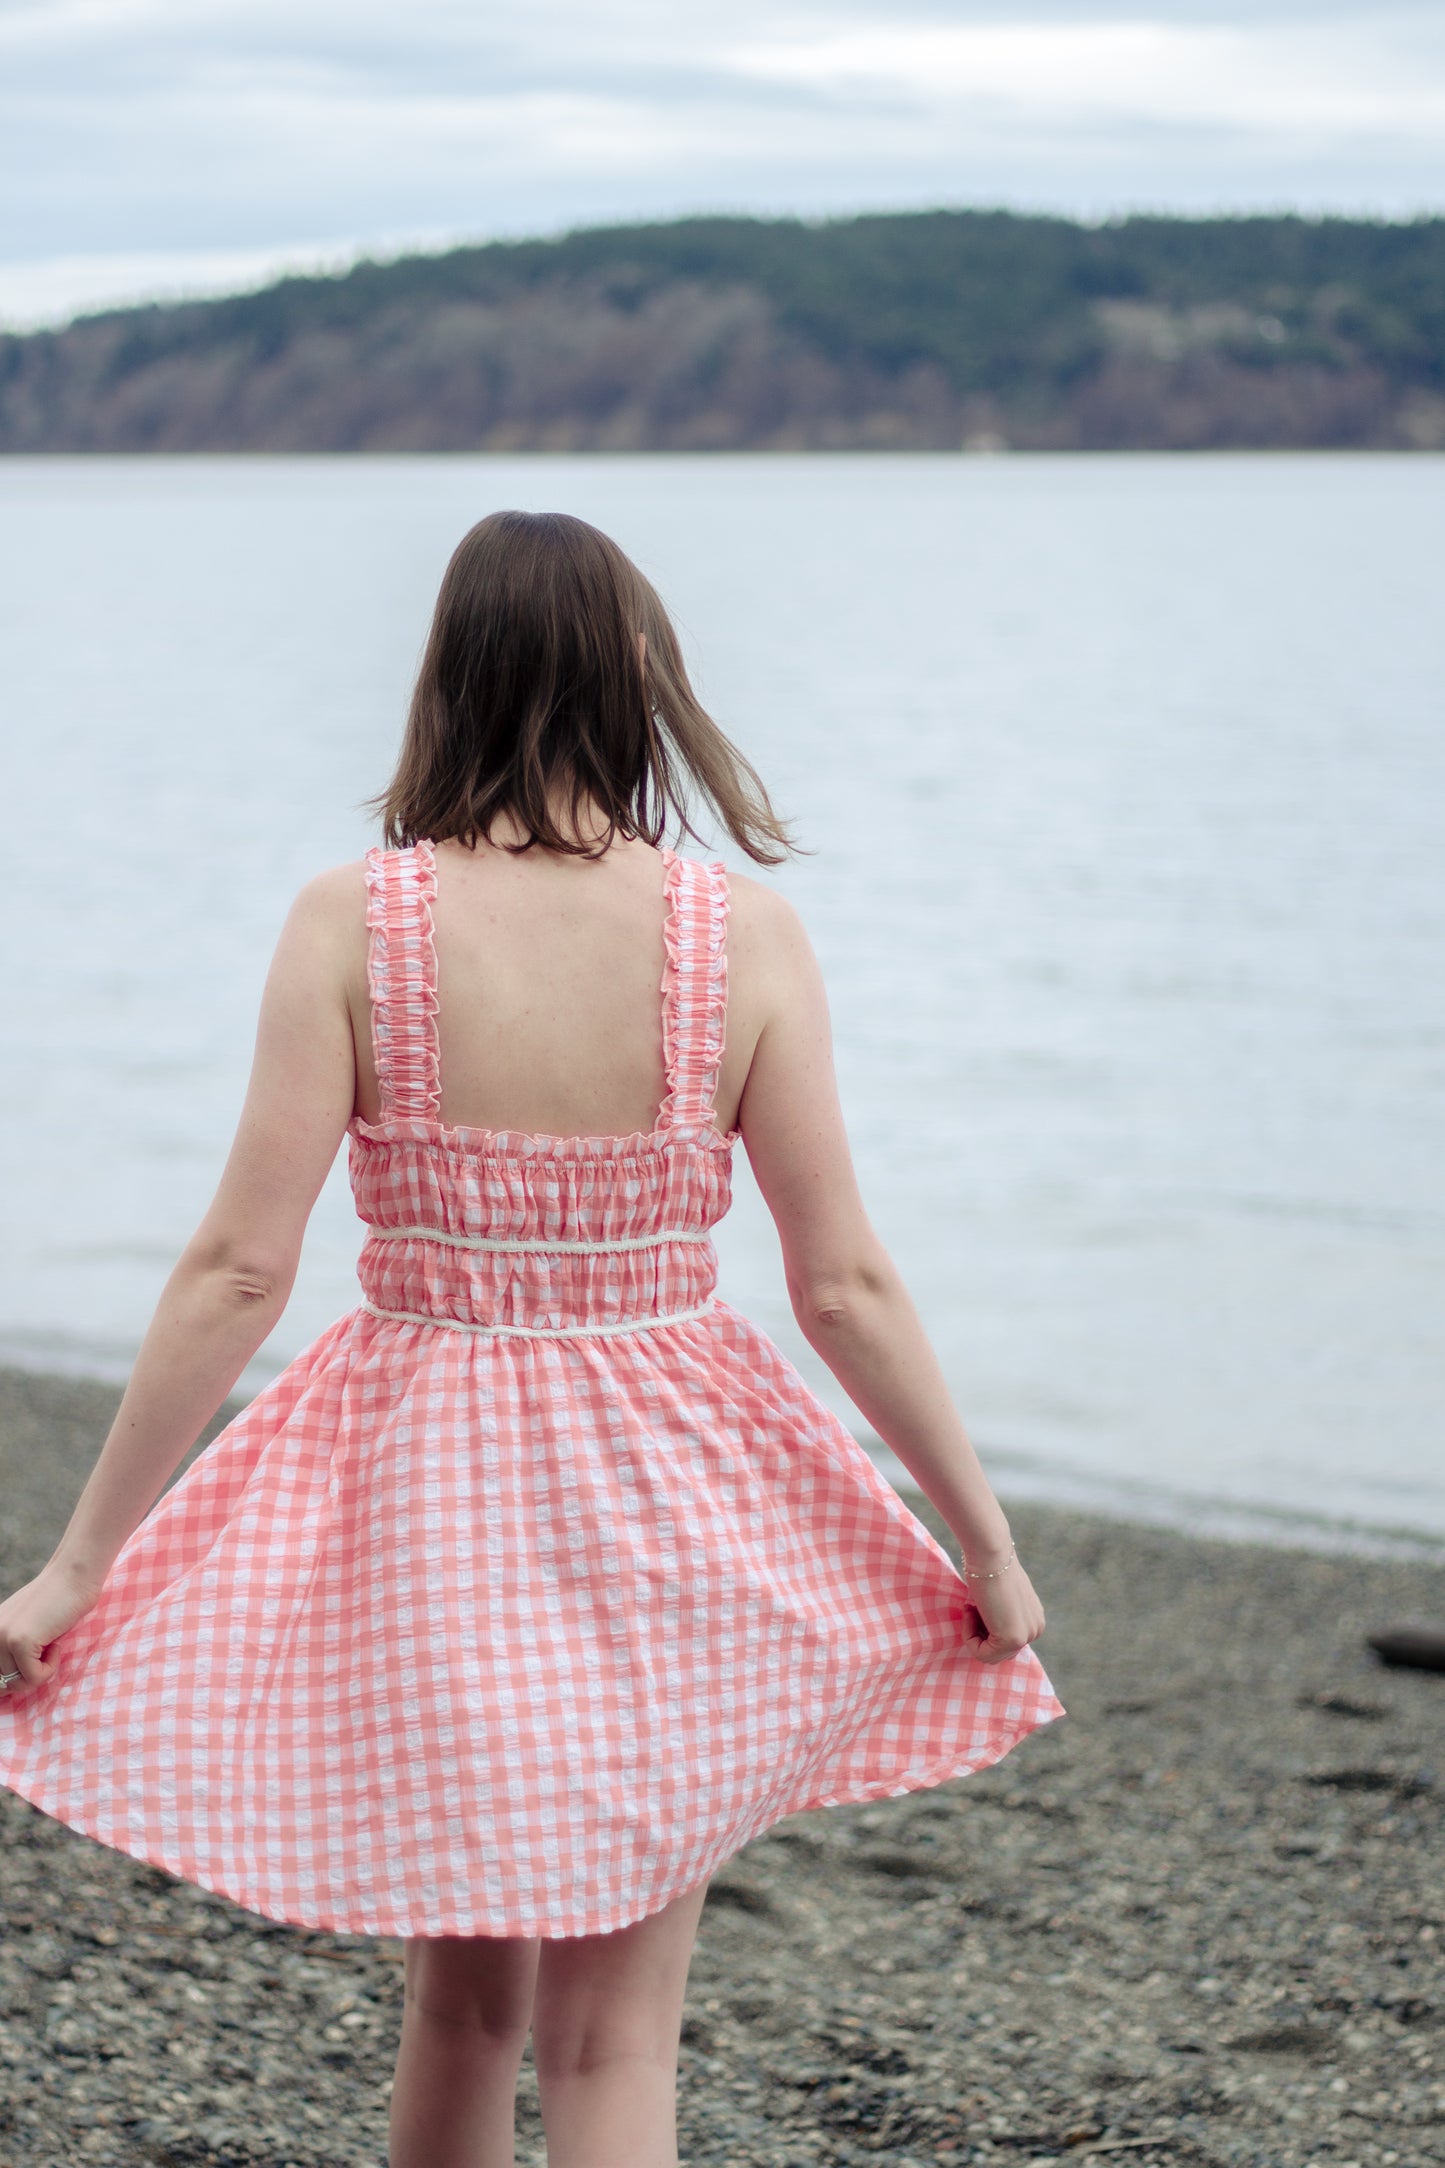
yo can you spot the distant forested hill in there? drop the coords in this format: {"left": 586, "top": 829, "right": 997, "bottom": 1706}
{"left": 3, "top": 209, "right": 1443, "bottom": 452}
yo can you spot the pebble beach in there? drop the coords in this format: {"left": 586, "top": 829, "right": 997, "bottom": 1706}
{"left": 1, "top": 1363, "right": 1441, "bottom": 2168}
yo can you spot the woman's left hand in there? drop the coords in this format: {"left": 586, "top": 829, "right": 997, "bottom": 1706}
{"left": 0, "top": 1561, "right": 102, "bottom": 1700}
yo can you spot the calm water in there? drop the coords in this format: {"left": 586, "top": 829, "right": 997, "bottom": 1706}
{"left": 1, "top": 454, "right": 1442, "bottom": 1556}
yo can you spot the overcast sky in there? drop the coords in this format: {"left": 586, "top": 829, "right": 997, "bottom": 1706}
{"left": 3, "top": 0, "right": 1443, "bottom": 328}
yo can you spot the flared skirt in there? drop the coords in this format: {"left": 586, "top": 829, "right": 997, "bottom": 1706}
{"left": 0, "top": 1303, "right": 1064, "bottom": 1937}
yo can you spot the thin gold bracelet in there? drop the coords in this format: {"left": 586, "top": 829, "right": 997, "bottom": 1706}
{"left": 961, "top": 1538, "right": 1017, "bottom": 1584}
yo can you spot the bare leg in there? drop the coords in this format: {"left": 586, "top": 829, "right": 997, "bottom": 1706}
{"left": 388, "top": 1933, "right": 540, "bottom": 2168}
{"left": 531, "top": 1876, "right": 710, "bottom": 2168}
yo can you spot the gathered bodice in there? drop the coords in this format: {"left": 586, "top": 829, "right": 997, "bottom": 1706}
{"left": 346, "top": 842, "right": 735, "bottom": 1337}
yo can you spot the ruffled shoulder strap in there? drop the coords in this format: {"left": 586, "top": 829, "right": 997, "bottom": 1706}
{"left": 363, "top": 840, "right": 442, "bottom": 1121}
{"left": 658, "top": 850, "right": 730, "bottom": 1135}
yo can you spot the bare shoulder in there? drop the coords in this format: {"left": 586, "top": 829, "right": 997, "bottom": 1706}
{"left": 278, "top": 861, "right": 369, "bottom": 960}
{"left": 721, "top": 872, "right": 825, "bottom": 1060}
{"left": 724, "top": 869, "right": 815, "bottom": 970}
{"left": 294, "top": 858, "right": 368, "bottom": 909}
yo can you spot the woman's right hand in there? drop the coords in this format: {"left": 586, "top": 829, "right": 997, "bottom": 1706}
{"left": 958, "top": 1557, "right": 1046, "bottom": 1663}
{"left": 0, "top": 1561, "right": 103, "bottom": 1700}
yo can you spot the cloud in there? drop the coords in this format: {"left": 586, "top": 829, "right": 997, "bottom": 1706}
{"left": 726, "top": 19, "right": 1445, "bottom": 129}
{"left": 1, "top": 4, "right": 1442, "bottom": 328}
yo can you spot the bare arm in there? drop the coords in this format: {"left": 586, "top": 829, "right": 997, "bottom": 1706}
{"left": 0, "top": 865, "right": 363, "bottom": 1690}
{"left": 734, "top": 885, "right": 1044, "bottom": 1661}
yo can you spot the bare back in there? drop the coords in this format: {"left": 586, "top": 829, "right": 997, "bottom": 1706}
{"left": 346, "top": 833, "right": 769, "bottom": 1141}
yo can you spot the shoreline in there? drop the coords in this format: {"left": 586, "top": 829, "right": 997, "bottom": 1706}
{"left": 2, "top": 1363, "right": 1443, "bottom": 2166}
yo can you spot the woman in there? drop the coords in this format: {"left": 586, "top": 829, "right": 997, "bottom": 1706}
{"left": 0, "top": 509, "right": 1061, "bottom": 2168}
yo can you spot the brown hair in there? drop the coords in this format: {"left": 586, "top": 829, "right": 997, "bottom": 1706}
{"left": 372, "top": 510, "right": 794, "bottom": 863}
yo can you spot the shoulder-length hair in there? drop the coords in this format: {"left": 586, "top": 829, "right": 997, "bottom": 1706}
{"left": 372, "top": 510, "right": 794, "bottom": 863}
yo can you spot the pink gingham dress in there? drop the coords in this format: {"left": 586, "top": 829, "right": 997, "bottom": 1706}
{"left": 0, "top": 843, "right": 1063, "bottom": 1938}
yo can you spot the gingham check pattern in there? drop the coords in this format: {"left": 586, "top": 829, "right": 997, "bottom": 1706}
{"left": 0, "top": 845, "right": 1064, "bottom": 1938}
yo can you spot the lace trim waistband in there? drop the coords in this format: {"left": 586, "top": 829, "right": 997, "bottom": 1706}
{"left": 364, "top": 1223, "right": 713, "bottom": 1255}
{"left": 360, "top": 1297, "right": 718, "bottom": 1340}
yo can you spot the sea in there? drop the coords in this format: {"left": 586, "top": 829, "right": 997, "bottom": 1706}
{"left": 1, "top": 453, "right": 1441, "bottom": 1558}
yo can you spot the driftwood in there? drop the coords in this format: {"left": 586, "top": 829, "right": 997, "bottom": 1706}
{"left": 1366, "top": 1622, "right": 1445, "bottom": 1673}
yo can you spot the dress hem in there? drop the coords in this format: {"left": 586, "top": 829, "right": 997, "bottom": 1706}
{"left": 0, "top": 1702, "right": 1063, "bottom": 1943}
